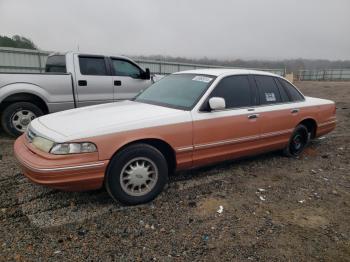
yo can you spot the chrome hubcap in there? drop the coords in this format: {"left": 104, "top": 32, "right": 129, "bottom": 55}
{"left": 11, "top": 110, "right": 36, "bottom": 132}
{"left": 293, "top": 134, "right": 302, "bottom": 150}
{"left": 120, "top": 157, "right": 158, "bottom": 196}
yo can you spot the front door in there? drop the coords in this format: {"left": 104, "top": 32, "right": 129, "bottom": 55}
{"left": 109, "top": 58, "right": 152, "bottom": 100}
{"left": 191, "top": 75, "right": 262, "bottom": 167}
{"left": 74, "top": 55, "right": 114, "bottom": 107}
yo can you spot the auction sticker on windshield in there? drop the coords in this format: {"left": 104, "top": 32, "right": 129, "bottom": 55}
{"left": 192, "top": 76, "right": 213, "bottom": 83}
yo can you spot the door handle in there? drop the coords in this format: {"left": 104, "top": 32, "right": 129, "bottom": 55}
{"left": 291, "top": 108, "right": 299, "bottom": 114}
{"left": 78, "top": 80, "right": 87, "bottom": 86}
{"left": 114, "top": 80, "right": 122, "bottom": 86}
{"left": 248, "top": 114, "right": 259, "bottom": 119}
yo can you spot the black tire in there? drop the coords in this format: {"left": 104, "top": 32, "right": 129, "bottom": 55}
{"left": 1, "top": 102, "right": 43, "bottom": 137}
{"left": 105, "top": 143, "right": 168, "bottom": 205}
{"left": 283, "top": 124, "right": 309, "bottom": 157}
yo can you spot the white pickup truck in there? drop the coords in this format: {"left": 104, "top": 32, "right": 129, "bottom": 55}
{"left": 0, "top": 52, "right": 153, "bottom": 136}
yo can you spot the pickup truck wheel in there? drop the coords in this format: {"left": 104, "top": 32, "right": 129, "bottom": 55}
{"left": 1, "top": 102, "right": 43, "bottom": 137}
{"left": 105, "top": 144, "right": 168, "bottom": 205}
{"left": 283, "top": 124, "right": 309, "bottom": 157}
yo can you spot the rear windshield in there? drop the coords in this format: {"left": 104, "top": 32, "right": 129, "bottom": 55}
{"left": 45, "top": 55, "right": 66, "bottom": 73}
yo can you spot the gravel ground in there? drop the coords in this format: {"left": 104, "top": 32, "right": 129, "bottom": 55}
{"left": 0, "top": 81, "right": 349, "bottom": 261}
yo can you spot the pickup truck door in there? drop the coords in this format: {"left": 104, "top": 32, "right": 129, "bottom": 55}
{"left": 109, "top": 57, "right": 152, "bottom": 100}
{"left": 73, "top": 55, "right": 114, "bottom": 107}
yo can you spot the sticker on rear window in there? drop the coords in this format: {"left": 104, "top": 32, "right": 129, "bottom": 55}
{"left": 265, "top": 92, "right": 276, "bottom": 102}
{"left": 192, "top": 76, "right": 213, "bottom": 83}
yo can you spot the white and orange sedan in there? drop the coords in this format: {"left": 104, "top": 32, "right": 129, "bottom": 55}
{"left": 14, "top": 69, "right": 336, "bottom": 205}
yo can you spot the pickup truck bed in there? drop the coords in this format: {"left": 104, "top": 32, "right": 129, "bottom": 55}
{"left": 0, "top": 72, "right": 75, "bottom": 113}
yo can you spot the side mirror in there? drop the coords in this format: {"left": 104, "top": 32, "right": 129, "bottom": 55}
{"left": 208, "top": 97, "right": 226, "bottom": 111}
{"left": 141, "top": 68, "right": 151, "bottom": 80}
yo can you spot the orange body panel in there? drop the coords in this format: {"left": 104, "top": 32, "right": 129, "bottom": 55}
{"left": 14, "top": 103, "right": 336, "bottom": 191}
{"left": 14, "top": 136, "right": 108, "bottom": 191}
{"left": 84, "top": 122, "right": 194, "bottom": 169}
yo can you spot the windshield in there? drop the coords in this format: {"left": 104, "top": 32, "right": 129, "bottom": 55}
{"left": 135, "top": 74, "right": 215, "bottom": 110}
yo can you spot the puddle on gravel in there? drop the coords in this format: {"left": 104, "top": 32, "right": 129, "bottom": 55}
{"left": 275, "top": 208, "right": 329, "bottom": 229}
{"left": 195, "top": 197, "right": 230, "bottom": 217}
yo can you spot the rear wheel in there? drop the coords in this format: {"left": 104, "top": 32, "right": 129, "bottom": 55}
{"left": 105, "top": 144, "right": 168, "bottom": 205}
{"left": 1, "top": 102, "right": 43, "bottom": 137}
{"left": 283, "top": 124, "right": 309, "bottom": 157}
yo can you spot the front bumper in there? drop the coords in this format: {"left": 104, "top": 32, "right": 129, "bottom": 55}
{"left": 14, "top": 135, "right": 108, "bottom": 191}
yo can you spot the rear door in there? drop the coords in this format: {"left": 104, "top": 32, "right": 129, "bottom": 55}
{"left": 252, "top": 75, "right": 297, "bottom": 149}
{"left": 109, "top": 57, "right": 152, "bottom": 100}
{"left": 74, "top": 54, "right": 114, "bottom": 107}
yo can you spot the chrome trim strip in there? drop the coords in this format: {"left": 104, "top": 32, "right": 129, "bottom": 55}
{"left": 175, "top": 128, "right": 293, "bottom": 152}
{"left": 176, "top": 146, "right": 194, "bottom": 153}
{"left": 260, "top": 129, "right": 294, "bottom": 138}
{"left": 319, "top": 120, "right": 336, "bottom": 127}
{"left": 195, "top": 134, "right": 261, "bottom": 150}
{"left": 18, "top": 159, "right": 106, "bottom": 173}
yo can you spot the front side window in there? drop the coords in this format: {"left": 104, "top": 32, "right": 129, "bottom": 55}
{"left": 111, "top": 59, "right": 141, "bottom": 78}
{"left": 135, "top": 74, "right": 215, "bottom": 110}
{"left": 278, "top": 78, "right": 304, "bottom": 101}
{"left": 207, "top": 75, "right": 252, "bottom": 109}
{"left": 79, "top": 56, "right": 107, "bottom": 75}
{"left": 255, "top": 75, "right": 282, "bottom": 105}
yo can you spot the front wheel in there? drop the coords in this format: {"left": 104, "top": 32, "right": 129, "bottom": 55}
{"left": 283, "top": 124, "right": 309, "bottom": 157}
{"left": 105, "top": 144, "right": 168, "bottom": 205}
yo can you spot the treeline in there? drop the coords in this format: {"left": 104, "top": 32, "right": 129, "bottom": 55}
{"left": 1, "top": 34, "right": 349, "bottom": 73}
{"left": 135, "top": 55, "right": 350, "bottom": 73}
{"left": 0, "top": 35, "right": 37, "bottom": 50}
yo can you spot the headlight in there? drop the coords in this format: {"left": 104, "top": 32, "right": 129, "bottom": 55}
{"left": 50, "top": 142, "right": 97, "bottom": 155}
{"left": 32, "top": 137, "right": 55, "bottom": 153}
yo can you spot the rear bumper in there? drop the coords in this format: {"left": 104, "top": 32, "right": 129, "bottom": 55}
{"left": 14, "top": 136, "right": 108, "bottom": 191}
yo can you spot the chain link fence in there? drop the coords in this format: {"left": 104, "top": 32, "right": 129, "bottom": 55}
{"left": 0, "top": 47, "right": 286, "bottom": 76}
{"left": 298, "top": 69, "right": 350, "bottom": 81}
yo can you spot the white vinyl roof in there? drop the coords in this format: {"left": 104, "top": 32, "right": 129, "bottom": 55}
{"left": 175, "top": 68, "right": 280, "bottom": 77}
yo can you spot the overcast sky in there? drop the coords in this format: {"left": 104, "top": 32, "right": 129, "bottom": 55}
{"left": 1, "top": 0, "right": 349, "bottom": 60}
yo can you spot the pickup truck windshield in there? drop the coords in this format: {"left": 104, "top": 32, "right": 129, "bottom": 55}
{"left": 135, "top": 74, "right": 215, "bottom": 110}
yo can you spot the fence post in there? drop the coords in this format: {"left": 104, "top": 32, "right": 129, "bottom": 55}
{"left": 339, "top": 69, "right": 343, "bottom": 81}
{"left": 322, "top": 70, "right": 326, "bottom": 81}
{"left": 37, "top": 51, "right": 42, "bottom": 73}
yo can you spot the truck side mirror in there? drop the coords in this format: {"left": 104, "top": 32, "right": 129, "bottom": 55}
{"left": 141, "top": 68, "right": 151, "bottom": 80}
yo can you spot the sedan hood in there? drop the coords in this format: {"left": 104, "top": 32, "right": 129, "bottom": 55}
{"left": 30, "top": 101, "right": 190, "bottom": 142}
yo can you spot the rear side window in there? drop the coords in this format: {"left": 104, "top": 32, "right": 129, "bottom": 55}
{"left": 274, "top": 77, "right": 290, "bottom": 102}
{"left": 209, "top": 75, "right": 252, "bottom": 108}
{"left": 45, "top": 55, "right": 66, "bottom": 73}
{"left": 254, "top": 75, "right": 282, "bottom": 105}
{"left": 111, "top": 59, "right": 141, "bottom": 78}
{"left": 79, "top": 56, "right": 107, "bottom": 75}
{"left": 278, "top": 78, "right": 304, "bottom": 101}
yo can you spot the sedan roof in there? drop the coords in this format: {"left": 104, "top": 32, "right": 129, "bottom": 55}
{"left": 174, "top": 68, "right": 281, "bottom": 78}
